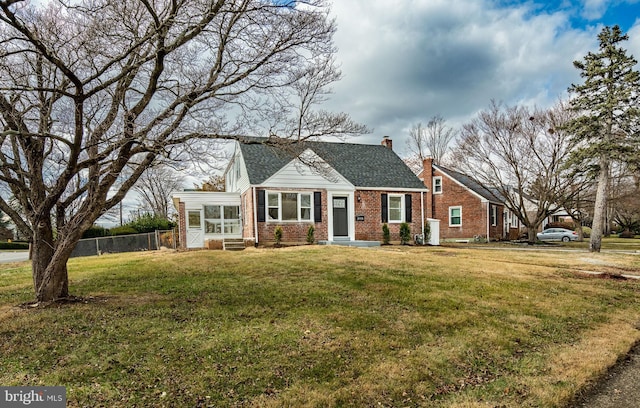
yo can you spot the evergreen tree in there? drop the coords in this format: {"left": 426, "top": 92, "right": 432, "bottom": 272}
{"left": 566, "top": 25, "right": 640, "bottom": 252}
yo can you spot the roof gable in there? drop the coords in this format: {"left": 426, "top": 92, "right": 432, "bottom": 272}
{"left": 238, "top": 139, "right": 425, "bottom": 189}
{"left": 435, "top": 164, "right": 505, "bottom": 203}
{"left": 261, "top": 149, "right": 353, "bottom": 189}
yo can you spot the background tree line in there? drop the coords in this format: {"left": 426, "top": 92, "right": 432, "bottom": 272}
{"left": 405, "top": 25, "right": 640, "bottom": 251}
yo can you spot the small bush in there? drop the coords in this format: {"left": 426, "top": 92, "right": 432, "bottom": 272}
{"left": 109, "top": 226, "right": 139, "bottom": 236}
{"left": 128, "top": 213, "right": 174, "bottom": 233}
{"left": 382, "top": 223, "right": 390, "bottom": 245}
{"left": 82, "top": 225, "right": 110, "bottom": 239}
{"left": 619, "top": 230, "right": 635, "bottom": 239}
{"left": 423, "top": 221, "right": 431, "bottom": 244}
{"left": 399, "top": 222, "right": 411, "bottom": 245}
{"left": 306, "top": 225, "right": 315, "bottom": 244}
{"left": 274, "top": 226, "right": 283, "bottom": 245}
{"left": 580, "top": 226, "right": 591, "bottom": 238}
{"left": 0, "top": 241, "right": 29, "bottom": 250}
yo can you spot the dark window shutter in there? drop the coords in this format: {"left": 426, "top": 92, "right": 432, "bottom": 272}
{"left": 405, "top": 194, "right": 412, "bottom": 222}
{"left": 257, "top": 190, "right": 266, "bottom": 222}
{"left": 314, "top": 192, "right": 322, "bottom": 222}
{"left": 381, "top": 193, "right": 388, "bottom": 223}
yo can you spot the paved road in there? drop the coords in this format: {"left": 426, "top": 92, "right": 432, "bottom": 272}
{"left": 572, "top": 344, "right": 640, "bottom": 408}
{"left": 0, "top": 251, "right": 29, "bottom": 264}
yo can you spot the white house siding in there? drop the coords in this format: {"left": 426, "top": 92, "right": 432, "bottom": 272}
{"left": 172, "top": 192, "right": 242, "bottom": 248}
{"left": 226, "top": 147, "right": 251, "bottom": 194}
{"left": 261, "top": 150, "right": 353, "bottom": 191}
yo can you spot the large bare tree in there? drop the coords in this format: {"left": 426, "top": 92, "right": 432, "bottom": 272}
{"left": 452, "top": 101, "right": 575, "bottom": 244}
{"left": 0, "top": 0, "right": 365, "bottom": 303}
{"left": 133, "top": 164, "right": 184, "bottom": 219}
{"left": 406, "top": 115, "right": 456, "bottom": 166}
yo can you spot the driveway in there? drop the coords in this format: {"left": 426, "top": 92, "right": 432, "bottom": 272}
{"left": 0, "top": 251, "right": 29, "bottom": 264}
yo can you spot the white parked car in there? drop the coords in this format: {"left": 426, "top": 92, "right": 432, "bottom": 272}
{"left": 536, "top": 228, "right": 578, "bottom": 242}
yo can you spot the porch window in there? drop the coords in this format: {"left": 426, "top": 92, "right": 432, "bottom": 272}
{"left": 449, "top": 206, "right": 462, "bottom": 226}
{"left": 204, "top": 205, "right": 222, "bottom": 234}
{"left": 267, "top": 191, "right": 313, "bottom": 222}
{"left": 224, "top": 206, "right": 241, "bottom": 234}
{"left": 188, "top": 211, "right": 201, "bottom": 229}
{"left": 203, "top": 205, "right": 240, "bottom": 235}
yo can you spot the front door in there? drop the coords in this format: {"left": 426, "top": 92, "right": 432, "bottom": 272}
{"left": 186, "top": 210, "right": 204, "bottom": 248}
{"left": 332, "top": 196, "right": 348, "bottom": 238}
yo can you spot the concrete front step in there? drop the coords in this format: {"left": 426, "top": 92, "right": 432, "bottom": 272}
{"left": 318, "top": 240, "right": 381, "bottom": 247}
{"left": 223, "top": 239, "right": 245, "bottom": 251}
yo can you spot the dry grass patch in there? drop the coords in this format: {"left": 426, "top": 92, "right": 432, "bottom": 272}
{"left": 1, "top": 245, "right": 639, "bottom": 407}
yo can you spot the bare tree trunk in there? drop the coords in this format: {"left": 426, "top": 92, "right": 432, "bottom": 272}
{"left": 590, "top": 157, "right": 609, "bottom": 253}
{"left": 527, "top": 226, "right": 537, "bottom": 245}
{"left": 31, "top": 218, "right": 70, "bottom": 303}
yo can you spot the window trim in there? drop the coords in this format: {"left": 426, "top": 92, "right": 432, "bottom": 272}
{"left": 202, "top": 205, "right": 241, "bottom": 235}
{"left": 433, "top": 176, "right": 443, "bottom": 194}
{"left": 265, "top": 191, "right": 314, "bottom": 222}
{"left": 187, "top": 210, "right": 202, "bottom": 229}
{"left": 449, "top": 206, "right": 462, "bottom": 227}
{"left": 387, "top": 194, "right": 404, "bottom": 223}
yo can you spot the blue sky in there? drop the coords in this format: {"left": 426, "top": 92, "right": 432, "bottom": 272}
{"left": 322, "top": 0, "right": 640, "bottom": 155}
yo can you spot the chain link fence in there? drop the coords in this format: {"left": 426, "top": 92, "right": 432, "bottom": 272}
{"left": 70, "top": 230, "right": 176, "bottom": 258}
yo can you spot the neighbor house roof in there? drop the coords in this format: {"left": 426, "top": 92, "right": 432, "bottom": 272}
{"left": 435, "top": 164, "right": 505, "bottom": 204}
{"left": 237, "top": 138, "right": 426, "bottom": 189}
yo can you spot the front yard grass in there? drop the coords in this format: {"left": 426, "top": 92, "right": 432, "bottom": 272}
{"left": 1, "top": 246, "right": 639, "bottom": 407}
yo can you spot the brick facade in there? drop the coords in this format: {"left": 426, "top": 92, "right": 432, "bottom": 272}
{"left": 177, "top": 202, "right": 186, "bottom": 249}
{"left": 250, "top": 188, "right": 424, "bottom": 245}
{"left": 422, "top": 158, "right": 504, "bottom": 241}
{"left": 353, "top": 190, "right": 423, "bottom": 242}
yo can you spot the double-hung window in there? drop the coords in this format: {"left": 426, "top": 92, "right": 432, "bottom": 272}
{"left": 381, "top": 193, "right": 412, "bottom": 223}
{"left": 388, "top": 194, "right": 403, "bottom": 223}
{"left": 433, "top": 176, "right": 442, "bottom": 194}
{"left": 449, "top": 206, "right": 462, "bottom": 227}
{"left": 491, "top": 205, "right": 497, "bottom": 226}
{"left": 267, "top": 192, "right": 313, "bottom": 222}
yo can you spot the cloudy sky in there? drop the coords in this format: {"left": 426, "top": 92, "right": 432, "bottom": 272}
{"left": 322, "top": 0, "right": 640, "bottom": 156}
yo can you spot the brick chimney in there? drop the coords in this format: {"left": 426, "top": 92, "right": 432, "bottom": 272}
{"left": 422, "top": 157, "right": 434, "bottom": 218}
{"left": 422, "top": 157, "right": 434, "bottom": 181}
{"left": 381, "top": 136, "right": 393, "bottom": 150}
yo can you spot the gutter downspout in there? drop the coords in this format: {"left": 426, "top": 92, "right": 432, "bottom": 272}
{"left": 252, "top": 187, "right": 259, "bottom": 246}
{"left": 421, "top": 191, "right": 425, "bottom": 245}
{"left": 486, "top": 202, "right": 490, "bottom": 244}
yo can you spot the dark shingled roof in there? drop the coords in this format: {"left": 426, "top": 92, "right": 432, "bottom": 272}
{"left": 435, "top": 165, "right": 505, "bottom": 203}
{"left": 238, "top": 138, "right": 425, "bottom": 189}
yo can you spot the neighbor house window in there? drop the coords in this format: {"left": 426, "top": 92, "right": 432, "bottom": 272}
{"left": 511, "top": 212, "right": 519, "bottom": 228}
{"left": 433, "top": 176, "right": 442, "bottom": 194}
{"left": 449, "top": 206, "right": 462, "bottom": 226}
{"left": 388, "top": 194, "right": 403, "bottom": 223}
{"left": 267, "top": 192, "right": 313, "bottom": 222}
{"left": 491, "top": 205, "right": 497, "bottom": 226}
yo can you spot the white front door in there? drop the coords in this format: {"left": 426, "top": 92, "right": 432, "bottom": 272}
{"left": 186, "top": 210, "right": 204, "bottom": 248}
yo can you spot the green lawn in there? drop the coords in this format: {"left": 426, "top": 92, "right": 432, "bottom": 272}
{"left": 1, "top": 246, "right": 640, "bottom": 407}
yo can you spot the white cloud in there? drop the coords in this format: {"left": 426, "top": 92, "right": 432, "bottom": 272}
{"left": 322, "top": 0, "right": 603, "bottom": 155}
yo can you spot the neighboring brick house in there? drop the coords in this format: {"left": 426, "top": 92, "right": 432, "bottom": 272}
{"left": 419, "top": 158, "right": 517, "bottom": 241}
{"left": 173, "top": 137, "right": 428, "bottom": 248}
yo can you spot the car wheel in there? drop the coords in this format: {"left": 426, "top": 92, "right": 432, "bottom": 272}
{"left": 562, "top": 236, "right": 570, "bottom": 242}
